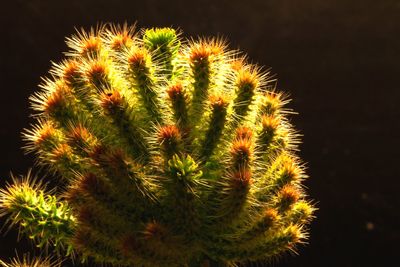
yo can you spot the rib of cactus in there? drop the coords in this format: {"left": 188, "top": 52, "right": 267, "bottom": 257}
{"left": 0, "top": 24, "right": 314, "bottom": 266}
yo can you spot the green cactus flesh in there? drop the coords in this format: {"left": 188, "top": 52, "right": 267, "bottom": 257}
{"left": 0, "top": 24, "right": 314, "bottom": 266}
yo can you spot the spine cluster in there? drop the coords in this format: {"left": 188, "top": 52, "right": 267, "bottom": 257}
{"left": 0, "top": 24, "right": 314, "bottom": 266}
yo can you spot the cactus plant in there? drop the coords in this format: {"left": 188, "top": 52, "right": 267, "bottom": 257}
{"left": 0, "top": 23, "right": 314, "bottom": 266}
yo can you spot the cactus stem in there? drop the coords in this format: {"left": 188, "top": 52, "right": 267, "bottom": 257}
{"left": 127, "top": 46, "right": 163, "bottom": 124}
{"left": 200, "top": 95, "right": 229, "bottom": 159}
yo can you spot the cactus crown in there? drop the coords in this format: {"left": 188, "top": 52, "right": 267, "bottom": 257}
{"left": 0, "top": 23, "right": 314, "bottom": 266}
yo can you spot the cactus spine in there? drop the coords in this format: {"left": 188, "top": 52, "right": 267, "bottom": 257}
{"left": 0, "top": 23, "right": 314, "bottom": 266}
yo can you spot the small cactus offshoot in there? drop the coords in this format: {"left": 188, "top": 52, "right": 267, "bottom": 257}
{"left": 0, "top": 24, "right": 314, "bottom": 266}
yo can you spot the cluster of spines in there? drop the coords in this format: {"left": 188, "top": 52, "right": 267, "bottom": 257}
{"left": 0, "top": 254, "right": 62, "bottom": 267}
{"left": 0, "top": 23, "right": 314, "bottom": 266}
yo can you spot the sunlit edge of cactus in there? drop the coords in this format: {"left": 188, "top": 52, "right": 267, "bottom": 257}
{"left": 0, "top": 253, "right": 62, "bottom": 267}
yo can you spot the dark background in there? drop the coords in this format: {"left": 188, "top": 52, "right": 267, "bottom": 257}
{"left": 0, "top": 0, "right": 399, "bottom": 266}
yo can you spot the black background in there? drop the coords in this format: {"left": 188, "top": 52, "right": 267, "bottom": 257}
{"left": 0, "top": 0, "right": 399, "bottom": 266}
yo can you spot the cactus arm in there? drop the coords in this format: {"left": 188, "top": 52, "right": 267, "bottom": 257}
{"left": 167, "top": 83, "right": 190, "bottom": 143}
{"left": 161, "top": 155, "right": 203, "bottom": 242}
{"left": 231, "top": 65, "right": 260, "bottom": 124}
{"left": 200, "top": 95, "right": 229, "bottom": 159}
{"left": 99, "top": 88, "right": 151, "bottom": 163}
{"left": 0, "top": 175, "right": 74, "bottom": 250}
{"left": 143, "top": 28, "right": 180, "bottom": 79}
{"left": 126, "top": 46, "right": 164, "bottom": 124}
{"left": 187, "top": 41, "right": 213, "bottom": 122}
{"left": 205, "top": 225, "right": 303, "bottom": 262}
